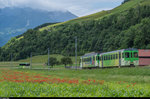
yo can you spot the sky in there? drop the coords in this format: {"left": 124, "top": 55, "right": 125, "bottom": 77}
{"left": 0, "top": 0, "right": 124, "bottom": 17}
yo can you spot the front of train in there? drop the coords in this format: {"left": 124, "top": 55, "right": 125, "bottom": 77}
{"left": 122, "top": 48, "right": 139, "bottom": 66}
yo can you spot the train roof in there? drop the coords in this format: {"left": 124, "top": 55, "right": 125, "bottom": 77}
{"left": 81, "top": 48, "right": 138, "bottom": 58}
{"left": 100, "top": 48, "right": 138, "bottom": 55}
{"left": 81, "top": 52, "right": 98, "bottom": 58}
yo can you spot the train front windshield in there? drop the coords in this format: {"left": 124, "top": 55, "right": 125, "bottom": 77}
{"left": 125, "top": 52, "right": 138, "bottom": 58}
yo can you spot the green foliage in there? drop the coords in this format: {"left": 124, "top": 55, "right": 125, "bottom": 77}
{"left": 46, "top": 57, "right": 59, "bottom": 67}
{"left": 61, "top": 57, "right": 73, "bottom": 66}
{"left": 0, "top": 1, "right": 150, "bottom": 61}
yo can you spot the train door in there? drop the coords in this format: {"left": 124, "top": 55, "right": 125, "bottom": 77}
{"left": 119, "top": 52, "right": 121, "bottom": 66}
{"left": 92, "top": 56, "right": 95, "bottom": 66}
{"left": 99, "top": 55, "right": 101, "bottom": 67}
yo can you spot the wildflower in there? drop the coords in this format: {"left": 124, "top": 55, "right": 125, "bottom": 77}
{"left": 93, "top": 80, "right": 96, "bottom": 83}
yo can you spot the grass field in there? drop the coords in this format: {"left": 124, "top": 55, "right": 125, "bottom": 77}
{"left": 0, "top": 54, "right": 81, "bottom": 69}
{"left": 0, "top": 66, "right": 150, "bottom": 97}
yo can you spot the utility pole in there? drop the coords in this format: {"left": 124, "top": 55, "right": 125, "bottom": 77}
{"left": 75, "top": 36, "right": 77, "bottom": 68}
{"left": 48, "top": 48, "right": 50, "bottom": 70}
{"left": 30, "top": 52, "right": 32, "bottom": 69}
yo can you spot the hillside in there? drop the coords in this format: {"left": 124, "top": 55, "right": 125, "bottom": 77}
{"left": 0, "top": 0, "right": 150, "bottom": 61}
{"left": 0, "top": 7, "right": 77, "bottom": 47}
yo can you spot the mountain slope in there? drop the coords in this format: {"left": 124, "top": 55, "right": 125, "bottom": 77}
{"left": 40, "top": 0, "right": 145, "bottom": 31}
{"left": 0, "top": 0, "right": 150, "bottom": 61}
{"left": 0, "top": 7, "right": 77, "bottom": 46}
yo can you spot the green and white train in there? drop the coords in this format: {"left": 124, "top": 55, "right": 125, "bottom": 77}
{"left": 80, "top": 48, "right": 139, "bottom": 68}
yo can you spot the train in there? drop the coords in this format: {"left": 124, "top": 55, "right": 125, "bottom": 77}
{"left": 80, "top": 48, "right": 150, "bottom": 68}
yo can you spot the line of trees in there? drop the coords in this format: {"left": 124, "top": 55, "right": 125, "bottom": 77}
{"left": 46, "top": 56, "right": 73, "bottom": 68}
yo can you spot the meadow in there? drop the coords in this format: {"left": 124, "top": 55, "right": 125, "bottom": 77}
{"left": 0, "top": 66, "right": 150, "bottom": 97}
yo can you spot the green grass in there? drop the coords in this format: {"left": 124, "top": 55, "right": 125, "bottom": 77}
{"left": 19, "top": 66, "right": 150, "bottom": 84}
{"left": 0, "top": 66, "right": 150, "bottom": 97}
{"left": 17, "top": 54, "right": 81, "bottom": 65}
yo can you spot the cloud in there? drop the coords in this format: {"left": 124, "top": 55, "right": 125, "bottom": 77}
{"left": 0, "top": 0, "right": 124, "bottom": 16}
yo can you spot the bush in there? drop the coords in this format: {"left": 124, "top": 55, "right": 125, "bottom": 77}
{"left": 46, "top": 57, "right": 59, "bottom": 68}
{"left": 61, "top": 57, "right": 73, "bottom": 67}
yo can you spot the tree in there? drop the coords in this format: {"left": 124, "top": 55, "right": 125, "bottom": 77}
{"left": 47, "top": 57, "right": 59, "bottom": 68}
{"left": 61, "top": 57, "right": 73, "bottom": 67}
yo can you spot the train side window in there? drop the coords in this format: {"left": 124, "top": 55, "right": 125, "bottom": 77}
{"left": 116, "top": 54, "right": 118, "bottom": 59}
{"left": 93, "top": 56, "right": 95, "bottom": 60}
{"left": 122, "top": 53, "right": 124, "bottom": 58}
{"left": 125, "top": 52, "right": 130, "bottom": 58}
{"left": 134, "top": 52, "right": 138, "bottom": 58}
{"left": 107, "top": 55, "right": 108, "bottom": 60}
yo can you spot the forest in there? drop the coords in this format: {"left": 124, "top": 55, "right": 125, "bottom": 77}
{"left": 0, "top": 2, "right": 150, "bottom": 61}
